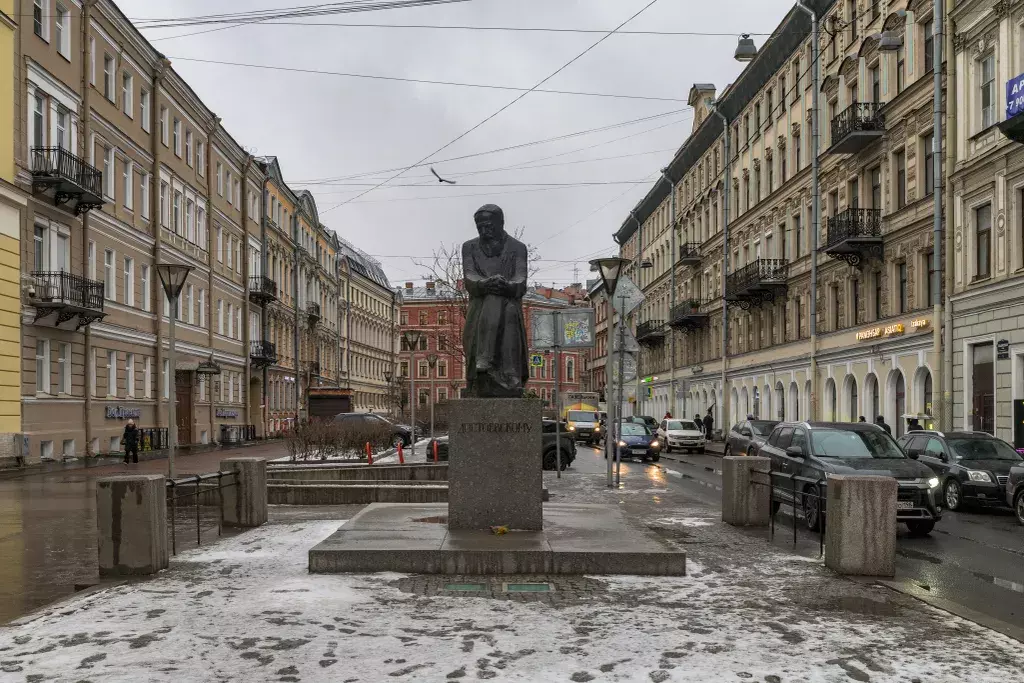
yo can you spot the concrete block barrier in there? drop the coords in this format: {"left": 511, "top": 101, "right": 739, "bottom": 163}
{"left": 824, "top": 475, "right": 897, "bottom": 577}
{"left": 722, "top": 456, "right": 771, "bottom": 527}
{"left": 96, "top": 475, "right": 168, "bottom": 577}
{"left": 220, "top": 457, "right": 268, "bottom": 527}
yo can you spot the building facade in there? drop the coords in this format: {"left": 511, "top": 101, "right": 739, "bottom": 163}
{"left": 10, "top": 0, "right": 394, "bottom": 462}
{"left": 619, "top": 0, "right": 945, "bottom": 439}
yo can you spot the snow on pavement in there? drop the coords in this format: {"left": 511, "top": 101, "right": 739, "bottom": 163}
{"left": 2, "top": 520, "right": 1023, "bottom": 682}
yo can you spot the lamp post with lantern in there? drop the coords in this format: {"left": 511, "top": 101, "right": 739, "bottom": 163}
{"left": 426, "top": 353, "right": 438, "bottom": 442}
{"left": 590, "top": 257, "right": 630, "bottom": 488}
{"left": 156, "top": 262, "right": 194, "bottom": 479}
{"left": 401, "top": 330, "right": 424, "bottom": 455}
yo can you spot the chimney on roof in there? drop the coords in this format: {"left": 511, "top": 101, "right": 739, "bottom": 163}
{"left": 405, "top": 282, "right": 413, "bottom": 289}
{"left": 426, "top": 281, "right": 435, "bottom": 291}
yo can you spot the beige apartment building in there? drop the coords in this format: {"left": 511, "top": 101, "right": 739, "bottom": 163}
{"left": 11, "top": 0, "right": 394, "bottom": 461}
{"left": 620, "top": 0, "right": 944, "bottom": 440}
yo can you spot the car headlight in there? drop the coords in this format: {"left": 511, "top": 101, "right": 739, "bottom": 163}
{"left": 927, "top": 477, "right": 939, "bottom": 489}
{"left": 618, "top": 440, "right": 627, "bottom": 448}
{"left": 594, "top": 425, "right": 600, "bottom": 432}
{"left": 568, "top": 425, "right": 575, "bottom": 431}
{"left": 650, "top": 440, "right": 660, "bottom": 448}
{"left": 968, "top": 470, "right": 993, "bottom": 483}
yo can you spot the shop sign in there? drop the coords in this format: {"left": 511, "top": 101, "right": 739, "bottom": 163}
{"left": 911, "top": 318, "right": 930, "bottom": 330}
{"left": 855, "top": 323, "right": 904, "bottom": 341}
{"left": 106, "top": 406, "right": 141, "bottom": 419}
{"left": 997, "top": 339, "right": 1010, "bottom": 360}
{"left": 1008, "top": 73, "right": 1024, "bottom": 118}
{"left": 215, "top": 408, "right": 239, "bottom": 418}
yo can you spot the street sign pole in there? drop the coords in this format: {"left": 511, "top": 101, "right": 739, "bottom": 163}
{"left": 616, "top": 294, "right": 627, "bottom": 488}
{"left": 553, "top": 310, "right": 562, "bottom": 479}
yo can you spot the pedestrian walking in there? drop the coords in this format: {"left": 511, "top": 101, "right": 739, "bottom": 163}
{"left": 703, "top": 409, "right": 715, "bottom": 441}
{"left": 874, "top": 415, "right": 891, "bottom": 436}
{"left": 693, "top": 413, "right": 704, "bottom": 434}
{"left": 664, "top": 411, "right": 673, "bottom": 420}
{"left": 123, "top": 419, "right": 140, "bottom": 464}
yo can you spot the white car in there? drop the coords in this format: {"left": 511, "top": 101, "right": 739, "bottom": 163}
{"left": 658, "top": 419, "right": 706, "bottom": 454}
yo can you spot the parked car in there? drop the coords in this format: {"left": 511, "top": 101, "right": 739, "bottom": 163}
{"left": 606, "top": 421, "right": 661, "bottom": 463}
{"left": 1006, "top": 463, "right": 1024, "bottom": 525}
{"left": 426, "top": 419, "right": 576, "bottom": 471}
{"left": 333, "top": 412, "right": 414, "bottom": 447}
{"left": 898, "top": 430, "right": 1023, "bottom": 512}
{"left": 565, "top": 410, "right": 601, "bottom": 445}
{"left": 658, "top": 418, "right": 706, "bottom": 453}
{"left": 759, "top": 421, "right": 942, "bottom": 536}
{"left": 725, "top": 419, "right": 780, "bottom": 457}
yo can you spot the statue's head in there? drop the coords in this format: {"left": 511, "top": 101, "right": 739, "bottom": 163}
{"left": 474, "top": 204, "right": 505, "bottom": 241}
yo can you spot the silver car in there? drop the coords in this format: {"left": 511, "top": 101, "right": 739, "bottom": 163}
{"left": 725, "top": 419, "right": 780, "bottom": 457}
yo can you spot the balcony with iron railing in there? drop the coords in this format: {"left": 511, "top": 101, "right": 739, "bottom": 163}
{"left": 725, "top": 258, "right": 789, "bottom": 308}
{"left": 248, "top": 275, "right": 278, "bottom": 304}
{"left": 822, "top": 208, "right": 883, "bottom": 267}
{"left": 30, "top": 147, "right": 105, "bottom": 215}
{"left": 636, "top": 319, "right": 666, "bottom": 346}
{"left": 669, "top": 298, "right": 712, "bottom": 331}
{"left": 28, "top": 271, "right": 106, "bottom": 329}
{"left": 678, "top": 242, "right": 702, "bottom": 267}
{"left": 827, "top": 102, "right": 884, "bottom": 155}
{"left": 307, "top": 301, "right": 321, "bottom": 324}
{"left": 308, "top": 360, "right": 321, "bottom": 377}
{"left": 250, "top": 340, "right": 277, "bottom": 368}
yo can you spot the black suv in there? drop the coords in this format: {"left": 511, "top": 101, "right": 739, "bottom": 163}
{"left": 897, "top": 430, "right": 1023, "bottom": 511}
{"left": 1007, "top": 463, "right": 1024, "bottom": 525}
{"left": 759, "top": 421, "right": 943, "bottom": 536}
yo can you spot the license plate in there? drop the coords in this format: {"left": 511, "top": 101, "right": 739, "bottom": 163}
{"left": 896, "top": 501, "right": 914, "bottom": 510}
{"left": 631, "top": 448, "right": 647, "bottom": 455}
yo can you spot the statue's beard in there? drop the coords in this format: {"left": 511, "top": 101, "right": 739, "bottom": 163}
{"left": 479, "top": 229, "right": 506, "bottom": 257}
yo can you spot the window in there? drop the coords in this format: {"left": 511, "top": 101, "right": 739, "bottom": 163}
{"left": 226, "top": 235, "right": 233, "bottom": 269}
{"left": 126, "top": 353, "right": 135, "bottom": 397}
{"left": 217, "top": 163, "right": 223, "bottom": 195}
{"left": 103, "top": 54, "right": 115, "bottom": 101}
{"left": 896, "top": 46, "right": 906, "bottom": 94}
{"left": 145, "top": 357, "right": 152, "bottom": 398}
{"left": 438, "top": 361, "right": 448, "bottom": 379}
{"left": 832, "top": 285, "right": 840, "bottom": 330}
{"left": 793, "top": 132, "right": 801, "bottom": 172}
{"left": 103, "top": 147, "right": 114, "bottom": 198}
{"left": 972, "top": 342, "right": 994, "bottom": 433}
{"left": 58, "top": 342, "right": 70, "bottom": 394}
{"left": 874, "top": 270, "right": 883, "bottom": 320}
{"left": 981, "top": 54, "right": 996, "bottom": 129}
{"left": 197, "top": 142, "right": 205, "bottom": 175}
{"left": 123, "top": 257, "right": 134, "bottom": 306}
{"left": 226, "top": 171, "right": 233, "bottom": 203}
{"left": 141, "top": 264, "right": 150, "bottom": 311}
{"left": 418, "top": 310, "right": 428, "bottom": 325}
{"left": 160, "top": 106, "right": 168, "bottom": 145}
{"left": 122, "top": 160, "right": 133, "bottom": 209}
{"left": 418, "top": 361, "right": 429, "bottom": 378}
{"left": 976, "top": 203, "right": 992, "bottom": 279}
{"left": 847, "top": 0, "right": 857, "bottom": 41}
{"left": 163, "top": 360, "right": 169, "bottom": 399}
{"left": 159, "top": 181, "right": 168, "bottom": 226}
{"left": 216, "top": 225, "right": 223, "bottom": 262}
{"left": 103, "top": 249, "right": 115, "bottom": 300}
{"left": 185, "top": 130, "right": 193, "bottom": 166}
{"left": 218, "top": 299, "right": 224, "bottom": 335}
{"left": 56, "top": 4, "right": 70, "bottom": 57}
{"left": 55, "top": 106, "right": 68, "bottom": 149}
{"left": 32, "top": 92, "right": 45, "bottom": 149}
{"left": 121, "top": 72, "right": 133, "bottom": 116}
{"left": 923, "top": 133, "right": 935, "bottom": 196}
{"left": 173, "top": 191, "right": 182, "bottom": 234}
{"left": 173, "top": 118, "right": 181, "bottom": 156}
{"left": 898, "top": 263, "right": 908, "bottom": 313}
{"left": 924, "top": 19, "right": 934, "bottom": 70}
{"left": 924, "top": 250, "right": 935, "bottom": 308}
{"left": 107, "top": 350, "right": 116, "bottom": 397}
{"left": 186, "top": 200, "right": 194, "bottom": 242}
{"left": 140, "top": 89, "right": 150, "bottom": 131}
{"left": 33, "top": 0, "right": 45, "bottom": 39}
{"left": 141, "top": 173, "right": 150, "bottom": 219}
{"left": 794, "top": 213, "right": 802, "bottom": 256}
{"left": 36, "top": 340, "right": 50, "bottom": 393}
{"left": 227, "top": 303, "right": 233, "bottom": 338}
{"left": 795, "top": 297, "right": 802, "bottom": 338}
{"left": 199, "top": 289, "right": 206, "bottom": 328}
{"left": 894, "top": 149, "right": 907, "bottom": 209}
{"left": 869, "top": 166, "right": 881, "bottom": 210}
{"left": 870, "top": 64, "right": 880, "bottom": 103}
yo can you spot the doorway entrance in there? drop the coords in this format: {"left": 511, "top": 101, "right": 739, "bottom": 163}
{"left": 176, "top": 370, "right": 194, "bottom": 446}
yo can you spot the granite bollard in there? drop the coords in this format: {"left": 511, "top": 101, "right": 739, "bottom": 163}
{"left": 447, "top": 398, "right": 543, "bottom": 530}
{"left": 96, "top": 474, "right": 168, "bottom": 577}
{"left": 220, "top": 457, "right": 268, "bottom": 527}
{"left": 722, "top": 456, "right": 772, "bottom": 526}
{"left": 824, "top": 475, "right": 897, "bottom": 577}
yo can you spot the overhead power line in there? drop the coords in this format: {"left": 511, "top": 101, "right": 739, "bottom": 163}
{"left": 167, "top": 56, "right": 688, "bottom": 103}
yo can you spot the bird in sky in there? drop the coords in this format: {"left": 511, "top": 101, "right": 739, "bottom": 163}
{"left": 430, "top": 167, "right": 456, "bottom": 184}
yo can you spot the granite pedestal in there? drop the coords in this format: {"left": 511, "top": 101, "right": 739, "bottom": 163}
{"left": 308, "top": 502, "right": 686, "bottom": 575}
{"left": 448, "top": 398, "right": 543, "bottom": 530}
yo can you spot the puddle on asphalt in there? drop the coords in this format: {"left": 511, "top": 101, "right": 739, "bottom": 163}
{"left": 972, "top": 571, "right": 1024, "bottom": 594}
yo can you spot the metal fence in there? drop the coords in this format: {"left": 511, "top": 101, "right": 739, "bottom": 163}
{"left": 165, "top": 471, "right": 238, "bottom": 555}
{"left": 140, "top": 427, "right": 168, "bottom": 451}
{"left": 749, "top": 467, "right": 826, "bottom": 555}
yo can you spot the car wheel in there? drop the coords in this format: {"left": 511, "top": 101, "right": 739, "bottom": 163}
{"left": 542, "top": 450, "right": 557, "bottom": 470}
{"left": 746, "top": 447, "right": 756, "bottom": 457}
{"left": 905, "top": 520, "right": 936, "bottom": 537}
{"left": 651, "top": 455, "right": 660, "bottom": 463}
{"left": 1014, "top": 490, "right": 1024, "bottom": 526}
{"left": 944, "top": 479, "right": 962, "bottom": 512}
{"left": 391, "top": 435, "right": 405, "bottom": 449}
{"left": 700, "top": 447, "right": 706, "bottom": 454}
{"left": 802, "top": 485, "right": 823, "bottom": 532}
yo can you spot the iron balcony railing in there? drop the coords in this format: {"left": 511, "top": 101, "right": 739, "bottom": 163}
{"left": 30, "top": 147, "right": 103, "bottom": 198}
{"left": 830, "top": 102, "right": 884, "bottom": 148}
{"left": 247, "top": 275, "right": 277, "bottom": 302}
{"left": 307, "top": 301, "right": 322, "bottom": 321}
{"left": 250, "top": 340, "right": 277, "bottom": 365}
{"left": 636, "top": 319, "right": 666, "bottom": 341}
{"left": 309, "top": 361, "right": 321, "bottom": 377}
{"left": 679, "top": 242, "right": 702, "bottom": 264}
{"left": 825, "top": 208, "right": 882, "bottom": 249}
{"left": 726, "top": 258, "right": 789, "bottom": 298}
{"left": 30, "top": 271, "right": 104, "bottom": 311}
{"left": 669, "top": 298, "right": 713, "bottom": 326}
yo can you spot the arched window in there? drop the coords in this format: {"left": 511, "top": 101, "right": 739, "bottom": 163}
{"left": 566, "top": 357, "right": 575, "bottom": 382}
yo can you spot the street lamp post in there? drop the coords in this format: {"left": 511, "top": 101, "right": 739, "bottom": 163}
{"left": 426, "top": 353, "right": 438, "bottom": 442}
{"left": 383, "top": 370, "right": 393, "bottom": 418}
{"left": 156, "top": 263, "right": 194, "bottom": 479}
{"left": 401, "top": 330, "right": 424, "bottom": 456}
{"left": 590, "top": 257, "right": 630, "bottom": 488}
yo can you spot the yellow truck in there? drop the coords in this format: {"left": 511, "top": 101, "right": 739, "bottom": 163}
{"left": 562, "top": 392, "right": 601, "bottom": 445}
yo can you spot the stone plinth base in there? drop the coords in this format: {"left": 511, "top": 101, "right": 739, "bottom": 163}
{"left": 221, "top": 457, "right": 268, "bottom": 527}
{"left": 824, "top": 475, "right": 897, "bottom": 577}
{"left": 722, "top": 456, "right": 771, "bottom": 526}
{"left": 448, "top": 398, "right": 543, "bottom": 530}
{"left": 96, "top": 474, "right": 168, "bottom": 577}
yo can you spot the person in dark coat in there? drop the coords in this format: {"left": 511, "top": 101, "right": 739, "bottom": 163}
{"left": 703, "top": 409, "right": 715, "bottom": 440}
{"left": 858, "top": 416, "right": 866, "bottom": 423}
{"left": 874, "top": 415, "right": 892, "bottom": 436}
{"left": 693, "top": 413, "right": 704, "bottom": 434}
{"left": 907, "top": 418, "right": 922, "bottom": 432}
{"left": 123, "top": 419, "right": 140, "bottom": 464}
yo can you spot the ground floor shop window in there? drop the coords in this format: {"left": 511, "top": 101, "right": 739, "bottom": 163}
{"left": 972, "top": 342, "right": 994, "bottom": 433}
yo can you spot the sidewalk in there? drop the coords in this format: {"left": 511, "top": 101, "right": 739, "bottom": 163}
{"left": 2, "top": 451, "right": 1023, "bottom": 680}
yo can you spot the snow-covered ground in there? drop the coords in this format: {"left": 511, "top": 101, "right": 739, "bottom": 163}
{"left": 2, "top": 519, "right": 1022, "bottom": 682}
{"left": 271, "top": 438, "right": 434, "bottom": 464}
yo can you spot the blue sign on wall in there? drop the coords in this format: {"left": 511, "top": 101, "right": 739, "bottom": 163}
{"left": 1007, "top": 73, "right": 1024, "bottom": 118}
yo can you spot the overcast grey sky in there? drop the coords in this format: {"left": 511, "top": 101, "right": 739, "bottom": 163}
{"left": 118, "top": 0, "right": 797, "bottom": 287}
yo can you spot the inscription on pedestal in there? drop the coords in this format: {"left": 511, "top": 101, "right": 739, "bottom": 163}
{"left": 448, "top": 398, "right": 543, "bottom": 531}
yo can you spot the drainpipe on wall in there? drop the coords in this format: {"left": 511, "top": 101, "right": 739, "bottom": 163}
{"left": 241, "top": 155, "right": 252, "bottom": 435}
{"left": 150, "top": 58, "right": 170, "bottom": 436}
{"left": 207, "top": 118, "right": 220, "bottom": 446}
{"left": 932, "top": 0, "right": 945, "bottom": 429}
{"left": 81, "top": 0, "right": 95, "bottom": 454}
{"left": 711, "top": 102, "right": 730, "bottom": 435}
{"left": 663, "top": 169, "right": 677, "bottom": 417}
{"left": 292, "top": 214, "right": 300, "bottom": 423}
{"left": 943, "top": 0, "right": 957, "bottom": 431}
{"left": 260, "top": 175, "right": 269, "bottom": 436}
{"left": 630, "top": 210, "right": 642, "bottom": 418}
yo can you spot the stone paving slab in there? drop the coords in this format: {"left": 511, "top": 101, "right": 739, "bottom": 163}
{"left": 307, "top": 502, "right": 686, "bottom": 575}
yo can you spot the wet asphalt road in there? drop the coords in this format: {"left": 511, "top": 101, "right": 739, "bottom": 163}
{"left": 570, "top": 442, "right": 1024, "bottom": 633}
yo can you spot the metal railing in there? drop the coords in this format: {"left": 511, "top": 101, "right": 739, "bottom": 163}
{"left": 248, "top": 275, "right": 277, "bottom": 300}
{"left": 749, "top": 468, "right": 826, "bottom": 555}
{"left": 165, "top": 471, "right": 238, "bottom": 555}
{"left": 669, "top": 298, "right": 712, "bottom": 320}
{"left": 636, "top": 319, "right": 665, "bottom": 340}
{"left": 30, "top": 146, "right": 103, "bottom": 197}
{"left": 725, "top": 258, "right": 789, "bottom": 297}
{"left": 30, "top": 271, "right": 105, "bottom": 311}
{"left": 307, "top": 302, "right": 321, "bottom": 320}
{"left": 830, "top": 102, "right": 884, "bottom": 143}
{"left": 678, "top": 242, "right": 702, "bottom": 262}
{"left": 139, "top": 427, "right": 168, "bottom": 452}
{"left": 250, "top": 340, "right": 277, "bottom": 364}
{"left": 825, "top": 208, "right": 882, "bottom": 248}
